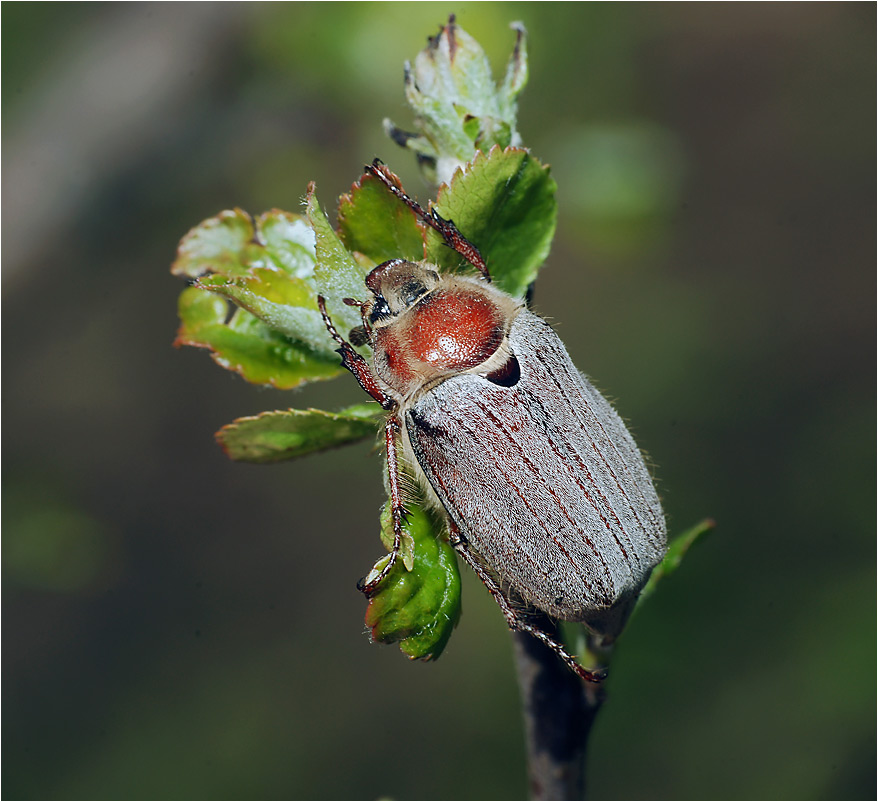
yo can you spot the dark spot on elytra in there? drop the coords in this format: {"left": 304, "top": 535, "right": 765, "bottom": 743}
{"left": 485, "top": 354, "right": 521, "bottom": 387}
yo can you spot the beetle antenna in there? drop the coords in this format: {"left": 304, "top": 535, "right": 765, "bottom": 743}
{"left": 317, "top": 295, "right": 347, "bottom": 348}
{"left": 343, "top": 296, "right": 373, "bottom": 337}
{"left": 365, "top": 159, "right": 491, "bottom": 282}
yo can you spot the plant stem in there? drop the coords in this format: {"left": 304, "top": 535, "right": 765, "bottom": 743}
{"left": 512, "top": 617, "right": 606, "bottom": 801}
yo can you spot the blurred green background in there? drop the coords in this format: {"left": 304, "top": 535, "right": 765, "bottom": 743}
{"left": 3, "top": 3, "right": 874, "bottom": 799}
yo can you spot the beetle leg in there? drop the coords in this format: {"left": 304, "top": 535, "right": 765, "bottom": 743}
{"left": 317, "top": 295, "right": 406, "bottom": 595}
{"left": 447, "top": 521, "right": 607, "bottom": 684}
{"left": 318, "top": 295, "right": 396, "bottom": 411}
{"left": 365, "top": 159, "right": 490, "bottom": 281}
{"left": 358, "top": 415, "right": 407, "bottom": 596}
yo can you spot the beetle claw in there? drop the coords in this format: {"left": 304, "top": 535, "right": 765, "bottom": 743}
{"left": 574, "top": 664, "right": 608, "bottom": 684}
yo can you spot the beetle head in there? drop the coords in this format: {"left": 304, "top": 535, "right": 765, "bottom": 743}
{"left": 364, "top": 259, "right": 441, "bottom": 326}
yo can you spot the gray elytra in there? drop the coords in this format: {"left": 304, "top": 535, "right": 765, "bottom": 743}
{"left": 318, "top": 161, "right": 667, "bottom": 682}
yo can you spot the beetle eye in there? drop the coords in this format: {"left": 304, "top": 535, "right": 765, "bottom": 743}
{"left": 399, "top": 279, "right": 427, "bottom": 308}
{"left": 369, "top": 297, "right": 392, "bottom": 324}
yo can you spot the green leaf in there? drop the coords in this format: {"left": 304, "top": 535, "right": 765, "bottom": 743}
{"left": 638, "top": 518, "right": 716, "bottom": 605}
{"left": 337, "top": 170, "right": 426, "bottom": 265}
{"left": 364, "top": 503, "right": 461, "bottom": 661}
{"left": 216, "top": 404, "right": 384, "bottom": 463}
{"left": 171, "top": 208, "right": 259, "bottom": 279}
{"left": 306, "top": 184, "right": 369, "bottom": 340}
{"left": 385, "top": 18, "right": 529, "bottom": 186}
{"left": 429, "top": 146, "right": 557, "bottom": 298}
{"left": 172, "top": 208, "right": 319, "bottom": 281}
{"left": 175, "top": 287, "right": 342, "bottom": 389}
{"left": 196, "top": 271, "right": 334, "bottom": 358}
{"left": 255, "top": 210, "right": 319, "bottom": 278}
{"left": 378, "top": 500, "right": 416, "bottom": 573}
{"left": 498, "top": 22, "right": 528, "bottom": 120}
{"left": 172, "top": 207, "right": 357, "bottom": 383}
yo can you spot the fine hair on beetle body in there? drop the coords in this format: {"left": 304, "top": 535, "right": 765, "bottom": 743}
{"left": 317, "top": 159, "right": 667, "bottom": 683}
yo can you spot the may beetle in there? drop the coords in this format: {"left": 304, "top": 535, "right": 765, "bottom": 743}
{"left": 318, "top": 161, "right": 666, "bottom": 681}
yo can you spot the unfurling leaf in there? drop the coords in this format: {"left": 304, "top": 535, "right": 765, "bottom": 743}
{"left": 384, "top": 16, "right": 529, "bottom": 186}
{"left": 364, "top": 503, "right": 461, "bottom": 661}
